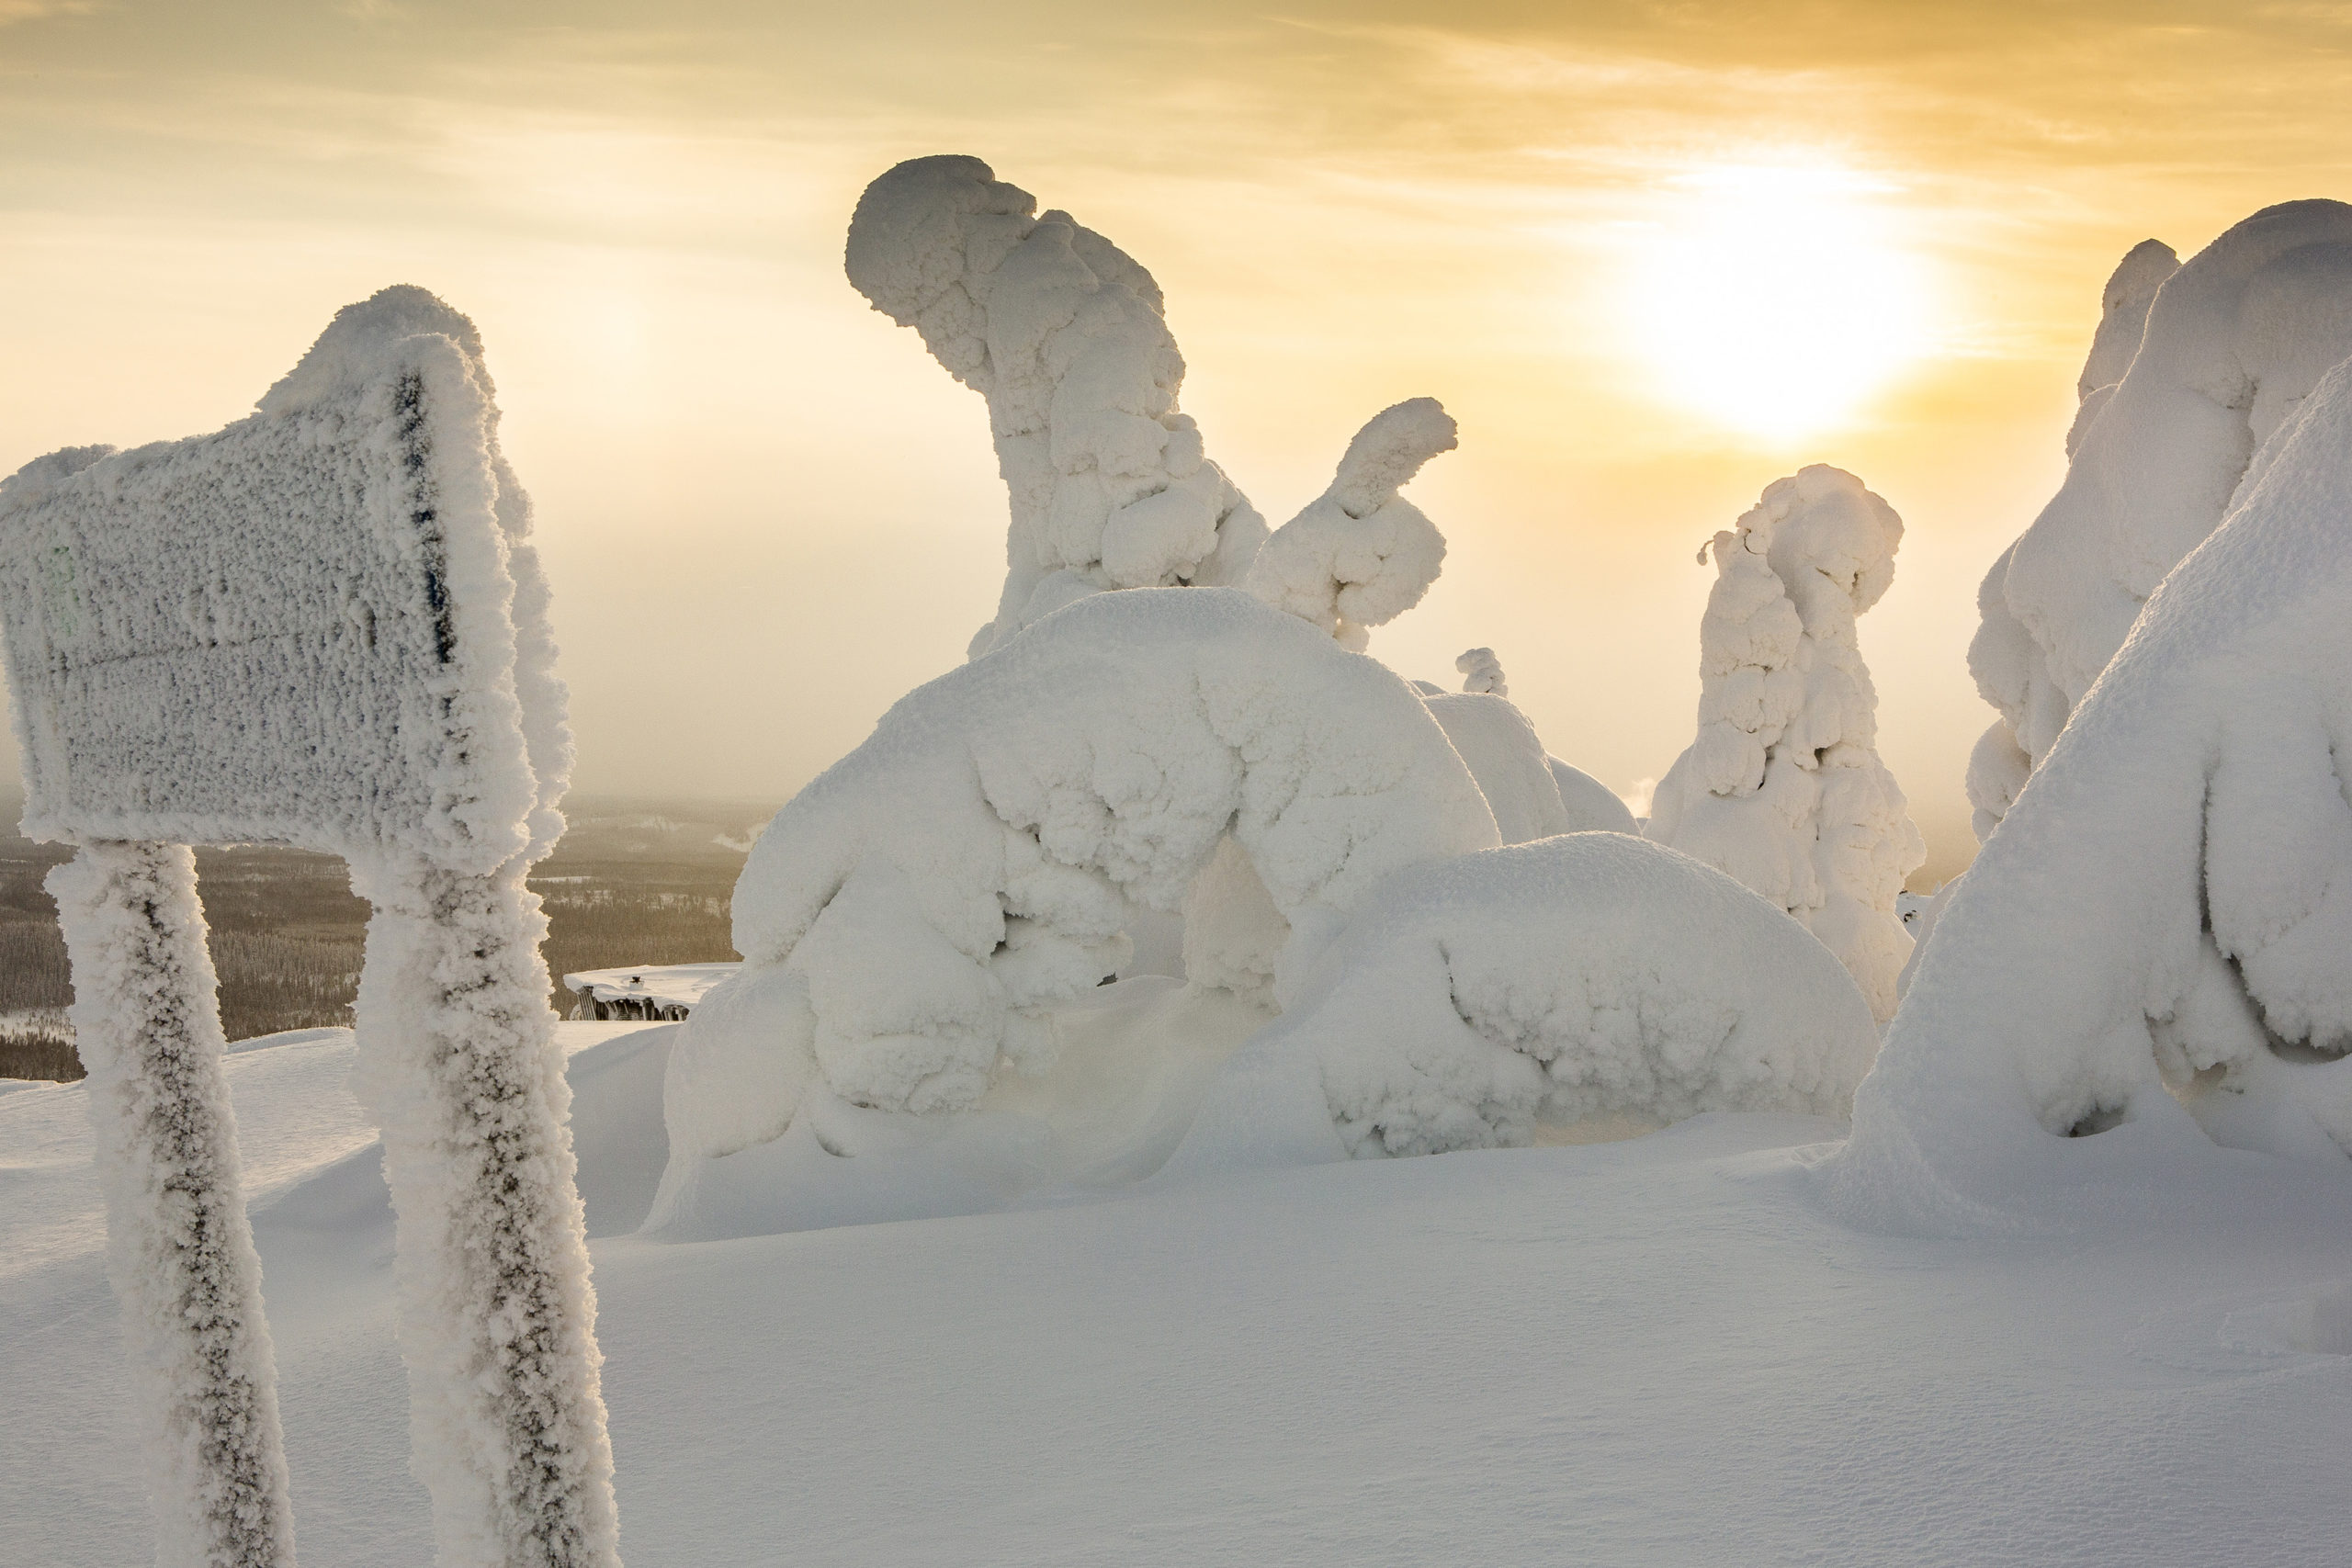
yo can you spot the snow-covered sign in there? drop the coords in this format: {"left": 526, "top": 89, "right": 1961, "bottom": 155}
{"left": 0, "top": 288, "right": 611, "bottom": 1568}
{"left": 0, "top": 288, "right": 566, "bottom": 870}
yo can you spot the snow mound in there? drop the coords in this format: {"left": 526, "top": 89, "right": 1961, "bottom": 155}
{"left": 2065, "top": 239, "right": 2179, "bottom": 456}
{"left": 1645, "top": 465, "right": 1924, "bottom": 1021}
{"left": 846, "top": 155, "right": 1266, "bottom": 656}
{"left": 1833, "top": 351, "right": 2352, "bottom": 1229}
{"left": 1244, "top": 397, "right": 1454, "bottom": 650}
{"left": 1546, "top": 757, "right": 1641, "bottom": 835}
{"left": 1420, "top": 692, "right": 1570, "bottom": 845}
{"left": 1969, "top": 201, "right": 2352, "bottom": 840}
{"left": 1173, "top": 833, "right": 1879, "bottom": 1166}
{"left": 661, "top": 587, "right": 1499, "bottom": 1168}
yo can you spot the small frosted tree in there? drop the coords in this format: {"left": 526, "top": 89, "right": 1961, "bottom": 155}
{"left": 1645, "top": 465, "right": 1925, "bottom": 1021}
{"left": 846, "top": 154, "right": 1266, "bottom": 657}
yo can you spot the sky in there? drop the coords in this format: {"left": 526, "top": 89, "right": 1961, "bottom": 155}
{"left": 5, "top": 2, "right": 2352, "bottom": 880}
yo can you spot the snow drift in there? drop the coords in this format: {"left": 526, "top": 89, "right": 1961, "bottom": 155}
{"left": 847, "top": 155, "right": 1266, "bottom": 656}
{"left": 1833, "top": 351, "right": 2352, "bottom": 1229}
{"left": 1968, "top": 201, "right": 2352, "bottom": 840}
{"left": 661, "top": 587, "right": 1500, "bottom": 1172}
{"left": 1645, "top": 465, "right": 1924, "bottom": 1021}
{"left": 1171, "top": 833, "right": 1879, "bottom": 1165}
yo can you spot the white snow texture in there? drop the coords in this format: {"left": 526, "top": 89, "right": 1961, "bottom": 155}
{"left": 1834, "top": 349, "right": 2352, "bottom": 1228}
{"left": 1645, "top": 465, "right": 1923, "bottom": 1021}
{"left": 1184, "top": 833, "right": 1879, "bottom": 1161}
{"left": 846, "top": 155, "right": 1266, "bottom": 656}
{"left": 49, "top": 842, "right": 297, "bottom": 1568}
{"left": 1244, "top": 398, "right": 1455, "bottom": 650}
{"left": 662, "top": 587, "right": 1501, "bottom": 1166}
{"left": 1967, "top": 201, "right": 2352, "bottom": 840}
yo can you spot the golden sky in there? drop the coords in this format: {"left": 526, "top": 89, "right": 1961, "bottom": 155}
{"left": 6, "top": 1, "right": 2352, "bottom": 877}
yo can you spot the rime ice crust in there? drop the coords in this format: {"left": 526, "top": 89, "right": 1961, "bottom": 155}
{"left": 661, "top": 588, "right": 1501, "bottom": 1162}
{"left": 1645, "top": 465, "right": 1924, "bottom": 1021}
{"left": 1833, "top": 353, "right": 2352, "bottom": 1228}
{"left": 50, "top": 842, "right": 298, "bottom": 1568}
{"left": 1969, "top": 202, "right": 2352, "bottom": 840}
{"left": 0, "top": 284, "right": 572, "bottom": 872}
{"left": 1181, "top": 834, "right": 1879, "bottom": 1162}
{"left": 1244, "top": 398, "right": 1455, "bottom": 651}
{"left": 846, "top": 155, "right": 1267, "bottom": 656}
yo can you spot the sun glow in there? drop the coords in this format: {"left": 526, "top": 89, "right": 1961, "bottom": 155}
{"left": 1616, "top": 161, "right": 1938, "bottom": 444}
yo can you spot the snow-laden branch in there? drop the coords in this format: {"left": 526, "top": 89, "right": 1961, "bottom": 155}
{"left": 1245, "top": 398, "right": 1455, "bottom": 650}
{"left": 847, "top": 155, "right": 1266, "bottom": 656}
{"left": 1645, "top": 465, "right": 1923, "bottom": 1021}
{"left": 1830, "top": 351, "right": 2352, "bottom": 1230}
{"left": 1969, "top": 202, "right": 2352, "bottom": 840}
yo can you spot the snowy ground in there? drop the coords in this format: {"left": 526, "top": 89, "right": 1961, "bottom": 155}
{"left": 7, "top": 1022, "right": 2349, "bottom": 1566}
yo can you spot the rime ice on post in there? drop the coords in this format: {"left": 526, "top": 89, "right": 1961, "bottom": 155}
{"left": 1645, "top": 465, "right": 1925, "bottom": 1021}
{"left": 0, "top": 288, "right": 616, "bottom": 1568}
{"left": 846, "top": 154, "right": 1268, "bottom": 657}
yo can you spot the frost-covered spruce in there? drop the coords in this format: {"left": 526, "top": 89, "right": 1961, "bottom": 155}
{"left": 49, "top": 842, "right": 296, "bottom": 1568}
{"left": 2064, "top": 239, "right": 2179, "bottom": 456}
{"left": 847, "top": 154, "right": 1266, "bottom": 656}
{"left": 1244, "top": 398, "right": 1454, "bottom": 651}
{"left": 1645, "top": 466, "right": 1924, "bottom": 1022}
{"left": 1185, "top": 834, "right": 1880, "bottom": 1161}
{"left": 1831, "top": 352, "right": 2352, "bottom": 1229}
{"left": 1968, "top": 202, "right": 2352, "bottom": 841}
{"left": 350, "top": 855, "right": 617, "bottom": 1568}
{"left": 659, "top": 588, "right": 1500, "bottom": 1166}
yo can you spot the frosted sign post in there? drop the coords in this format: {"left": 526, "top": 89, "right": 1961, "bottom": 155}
{"left": 0, "top": 288, "right": 619, "bottom": 1568}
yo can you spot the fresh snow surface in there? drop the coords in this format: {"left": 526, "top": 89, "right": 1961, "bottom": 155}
{"left": 663, "top": 587, "right": 1498, "bottom": 1168}
{"left": 1545, "top": 755, "right": 1641, "bottom": 835}
{"left": 563, "top": 962, "right": 741, "bottom": 1020}
{"left": 1645, "top": 465, "right": 1925, "bottom": 1020}
{"left": 11, "top": 1021, "right": 2352, "bottom": 1567}
{"left": 2065, "top": 239, "right": 2180, "bottom": 456}
{"left": 1419, "top": 692, "right": 1572, "bottom": 846}
{"left": 1833, "top": 351, "right": 2352, "bottom": 1230}
{"left": 846, "top": 155, "right": 1266, "bottom": 656}
{"left": 1968, "top": 201, "right": 2352, "bottom": 840}
{"left": 1169, "top": 833, "right": 1878, "bottom": 1162}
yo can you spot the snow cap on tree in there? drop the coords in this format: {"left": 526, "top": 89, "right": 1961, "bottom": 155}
{"left": 1831, "top": 351, "right": 2352, "bottom": 1230}
{"left": 1244, "top": 398, "right": 1455, "bottom": 650}
{"left": 1645, "top": 464, "right": 1924, "bottom": 1022}
{"left": 1455, "top": 646, "right": 1507, "bottom": 696}
{"left": 1969, "top": 201, "right": 2352, "bottom": 840}
{"left": 846, "top": 154, "right": 1266, "bottom": 656}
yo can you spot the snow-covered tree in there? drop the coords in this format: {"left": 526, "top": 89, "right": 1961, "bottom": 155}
{"left": 1173, "top": 833, "right": 1880, "bottom": 1163}
{"left": 1244, "top": 397, "right": 1453, "bottom": 650}
{"left": 1830, "top": 352, "right": 2352, "bottom": 1229}
{"left": 2064, "top": 238, "right": 2179, "bottom": 456}
{"left": 1455, "top": 646, "right": 1507, "bottom": 695}
{"left": 1645, "top": 465, "right": 1924, "bottom": 1021}
{"left": 660, "top": 588, "right": 1501, "bottom": 1166}
{"left": 1967, "top": 201, "right": 2352, "bottom": 840}
{"left": 846, "top": 154, "right": 1266, "bottom": 657}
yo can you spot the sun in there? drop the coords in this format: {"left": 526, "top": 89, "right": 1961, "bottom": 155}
{"left": 1615, "top": 161, "right": 1937, "bottom": 444}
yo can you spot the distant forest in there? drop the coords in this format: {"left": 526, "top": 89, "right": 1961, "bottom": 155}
{"left": 0, "top": 795, "right": 773, "bottom": 1080}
